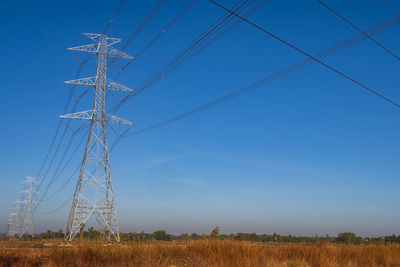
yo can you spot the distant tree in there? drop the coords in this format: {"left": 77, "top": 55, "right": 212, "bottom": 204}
{"left": 235, "top": 233, "right": 245, "bottom": 241}
{"left": 273, "top": 233, "right": 281, "bottom": 242}
{"left": 248, "top": 233, "right": 258, "bottom": 242}
{"left": 56, "top": 229, "right": 64, "bottom": 238}
{"left": 120, "top": 232, "right": 135, "bottom": 241}
{"left": 384, "top": 234, "right": 400, "bottom": 244}
{"left": 39, "top": 229, "right": 64, "bottom": 239}
{"left": 191, "top": 233, "right": 201, "bottom": 240}
{"left": 336, "top": 232, "right": 360, "bottom": 245}
{"left": 153, "top": 230, "right": 171, "bottom": 241}
{"left": 259, "top": 234, "right": 272, "bottom": 242}
{"left": 180, "top": 233, "right": 190, "bottom": 240}
{"left": 210, "top": 226, "right": 220, "bottom": 239}
{"left": 137, "top": 231, "right": 150, "bottom": 241}
{"left": 82, "top": 227, "right": 101, "bottom": 239}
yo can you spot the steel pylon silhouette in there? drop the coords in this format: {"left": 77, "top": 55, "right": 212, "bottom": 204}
{"left": 19, "top": 177, "right": 38, "bottom": 238}
{"left": 62, "top": 33, "right": 133, "bottom": 243}
{"left": 7, "top": 177, "right": 38, "bottom": 238}
{"left": 7, "top": 200, "right": 23, "bottom": 237}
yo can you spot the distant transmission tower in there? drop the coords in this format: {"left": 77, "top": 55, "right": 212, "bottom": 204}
{"left": 61, "top": 33, "right": 133, "bottom": 243}
{"left": 7, "top": 200, "right": 23, "bottom": 237}
{"left": 19, "top": 177, "right": 38, "bottom": 238}
{"left": 7, "top": 213, "right": 15, "bottom": 237}
{"left": 7, "top": 177, "right": 38, "bottom": 238}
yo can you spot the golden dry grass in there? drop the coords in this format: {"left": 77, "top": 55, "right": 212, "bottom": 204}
{"left": 1, "top": 239, "right": 400, "bottom": 266}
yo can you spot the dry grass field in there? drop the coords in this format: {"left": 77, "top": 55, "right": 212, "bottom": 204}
{"left": 1, "top": 239, "right": 400, "bottom": 266}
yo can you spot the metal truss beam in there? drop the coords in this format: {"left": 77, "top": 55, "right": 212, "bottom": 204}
{"left": 64, "top": 77, "right": 133, "bottom": 92}
{"left": 60, "top": 111, "right": 133, "bottom": 125}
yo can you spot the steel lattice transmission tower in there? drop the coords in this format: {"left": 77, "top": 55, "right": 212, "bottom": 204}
{"left": 19, "top": 177, "right": 38, "bottom": 238}
{"left": 61, "top": 33, "right": 133, "bottom": 243}
{"left": 7, "top": 177, "right": 38, "bottom": 238}
{"left": 7, "top": 200, "right": 23, "bottom": 237}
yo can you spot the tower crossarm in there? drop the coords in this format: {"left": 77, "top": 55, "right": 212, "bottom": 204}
{"left": 83, "top": 33, "right": 102, "bottom": 42}
{"left": 83, "top": 33, "right": 122, "bottom": 46}
{"left": 68, "top": 44, "right": 99, "bottom": 54}
{"left": 107, "top": 46, "right": 134, "bottom": 59}
{"left": 106, "top": 79, "right": 133, "bottom": 91}
{"left": 68, "top": 33, "right": 133, "bottom": 59}
{"left": 68, "top": 44, "right": 132, "bottom": 58}
{"left": 64, "top": 77, "right": 96, "bottom": 87}
{"left": 60, "top": 110, "right": 93, "bottom": 121}
{"left": 60, "top": 110, "right": 133, "bottom": 125}
{"left": 64, "top": 77, "right": 133, "bottom": 92}
{"left": 105, "top": 113, "right": 134, "bottom": 125}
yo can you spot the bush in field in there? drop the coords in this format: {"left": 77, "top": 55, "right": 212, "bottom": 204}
{"left": 39, "top": 230, "right": 64, "bottom": 239}
{"left": 179, "top": 233, "right": 190, "bottom": 240}
{"left": 82, "top": 227, "right": 101, "bottom": 239}
{"left": 336, "top": 232, "right": 361, "bottom": 245}
{"left": 210, "top": 226, "right": 220, "bottom": 239}
{"left": 153, "top": 230, "right": 171, "bottom": 241}
{"left": 191, "top": 233, "right": 201, "bottom": 240}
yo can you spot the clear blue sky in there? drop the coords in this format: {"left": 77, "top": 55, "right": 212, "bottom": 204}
{"left": 1, "top": 0, "right": 400, "bottom": 237}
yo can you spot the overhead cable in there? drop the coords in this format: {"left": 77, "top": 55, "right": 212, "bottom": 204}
{"left": 319, "top": 0, "right": 400, "bottom": 62}
{"left": 209, "top": 0, "right": 400, "bottom": 109}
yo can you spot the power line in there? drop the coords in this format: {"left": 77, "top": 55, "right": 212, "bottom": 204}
{"left": 38, "top": 130, "right": 128, "bottom": 215}
{"left": 41, "top": 165, "right": 79, "bottom": 204}
{"left": 38, "top": 196, "right": 72, "bottom": 215}
{"left": 36, "top": 98, "right": 87, "bottom": 193}
{"left": 39, "top": 117, "right": 131, "bottom": 206}
{"left": 132, "top": 0, "right": 198, "bottom": 63}
{"left": 39, "top": 13, "right": 400, "bottom": 212}
{"left": 121, "top": 0, "right": 165, "bottom": 50}
{"left": 39, "top": 129, "right": 126, "bottom": 214}
{"left": 35, "top": 63, "right": 87, "bottom": 181}
{"left": 41, "top": 162, "right": 80, "bottom": 203}
{"left": 319, "top": 0, "right": 400, "bottom": 62}
{"left": 122, "top": 14, "right": 400, "bottom": 137}
{"left": 108, "top": 0, "right": 198, "bottom": 104}
{"left": 35, "top": 126, "right": 87, "bottom": 207}
{"left": 122, "top": 0, "right": 167, "bottom": 50}
{"left": 379, "top": 0, "right": 400, "bottom": 16}
{"left": 31, "top": 0, "right": 169, "bottom": 215}
{"left": 112, "top": 0, "right": 250, "bottom": 107}
{"left": 110, "top": 0, "right": 167, "bottom": 67}
{"left": 66, "top": 0, "right": 210, "bottom": 165}
{"left": 119, "top": 0, "right": 250, "bottom": 99}
{"left": 110, "top": 0, "right": 265, "bottom": 114}
{"left": 167, "top": 0, "right": 268, "bottom": 75}
{"left": 114, "top": 0, "right": 198, "bottom": 82}
{"left": 34, "top": 0, "right": 127, "bottom": 200}
{"left": 209, "top": 0, "right": 400, "bottom": 109}
{"left": 37, "top": 4, "right": 400, "bottom": 213}
{"left": 102, "top": 0, "right": 128, "bottom": 34}
{"left": 36, "top": 118, "right": 73, "bottom": 192}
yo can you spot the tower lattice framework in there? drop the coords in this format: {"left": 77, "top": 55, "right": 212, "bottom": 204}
{"left": 7, "top": 200, "right": 22, "bottom": 237}
{"left": 7, "top": 177, "right": 38, "bottom": 238}
{"left": 61, "top": 33, "right": 133, "bottom": 243}
{"left": 19, "top": 177, "right": 37, "bottom": 238}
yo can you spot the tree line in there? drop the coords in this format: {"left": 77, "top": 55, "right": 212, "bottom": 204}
{"left": 27, "top": 227, "right": 400, "bottom": 245}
